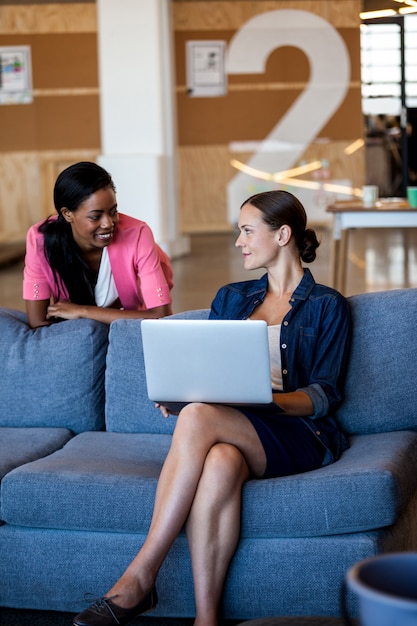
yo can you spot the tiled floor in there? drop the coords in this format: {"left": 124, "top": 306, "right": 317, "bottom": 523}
{"left": 1, "top": 225, "right": 417, "bottom": 315}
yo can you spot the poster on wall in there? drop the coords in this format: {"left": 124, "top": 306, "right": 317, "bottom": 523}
{"left": 186, "top": 41, "right": 227, "bottom": 97}
{"left": 0, "top": 46, "right": 33, "bottom": 104}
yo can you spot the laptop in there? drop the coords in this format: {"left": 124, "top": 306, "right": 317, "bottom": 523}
{"left": 141, "top": 319, "right": 274, "bottom": 412}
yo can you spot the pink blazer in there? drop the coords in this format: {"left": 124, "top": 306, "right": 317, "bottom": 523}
{"left": 23, "top": 213, "right": 173, "bottom": 311}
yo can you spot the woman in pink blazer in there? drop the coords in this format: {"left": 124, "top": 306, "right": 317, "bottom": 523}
{"left": 23, "top": 161, "right": 173, "bottom": 328}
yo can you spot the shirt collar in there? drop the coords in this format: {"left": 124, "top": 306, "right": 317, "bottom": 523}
{"left": 232, "top": 268, "right": 316, "bottom": 300}
{"left": 291, "top": 268, "right": 316, "bottom": 301}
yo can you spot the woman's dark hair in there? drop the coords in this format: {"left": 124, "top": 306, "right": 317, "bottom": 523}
{"left": 241, "top": 190, "right": 320, "bottom": 263}
{"left": 39, "top": 161, "right": 116, "bottom": 304}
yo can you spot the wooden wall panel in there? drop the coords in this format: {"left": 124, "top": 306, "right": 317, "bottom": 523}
{"left": 177, "top": 88, "right": 363, "bottom": 145}
{"left": 0, "top": 3, "right": 99, "bottom": 244}
{"left": 0, "top": 153, "right": 42, "bottom": 243}
{"left": 0, "top": 0, "right": 364, "bottom": 242}
{"left": 22, "top": 34, "right": 97, "bottom": 88}
{"left": 0, "top": 3, "right": 96, "bottom": 34}
{"left": 0, "top": 150, "right": 99, "bottom": 244}
{"left": 173, "top": 0, "right": 364, "bottom": 232}
{"left": 0, "top": 32, "right": 99, "bottom": 150}
{"left": 179, "top": 143, "right": 364, "bottom": 232}
{"left": 179, "top": 145, "right": 233, "bottom": 232}
{"left": 173, "top": 1, "right": 360, "bottom": 31}
{"left": 0, "top": 95, "right": 100, "bottom": 151}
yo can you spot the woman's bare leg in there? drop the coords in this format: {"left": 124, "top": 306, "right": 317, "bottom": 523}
{"left": 186, "top": 443, "right": 250, "bottom": 626}
{"left": 104, "top": 403, "right": 266, "bottom": 609}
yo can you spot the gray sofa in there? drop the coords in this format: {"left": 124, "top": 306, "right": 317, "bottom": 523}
{"left": 1, "top": 288, "right": 417, "bottom": 621}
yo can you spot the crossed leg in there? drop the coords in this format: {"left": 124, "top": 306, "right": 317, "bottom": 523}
{"left": 102, "top": 402, "right": 266, "bottom": 624}
{"left": 186, "top": 442, "right": 250, "bottom": 626}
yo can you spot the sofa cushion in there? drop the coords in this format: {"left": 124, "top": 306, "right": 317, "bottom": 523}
{"left": 0, "top": 427, "right": 73, "bottom": 482}
{"left": 0, "top": 308, "right": 108, "bottom": 433}
{"left": 0, "top": 432, "right": 170, "bottom": 532}
{"left": 0, "top": 427, "right": 73, "bottom": 524}
{"left": 105, "top": 309, "right": 209, "bottom": 433}
{"left": 337, "top": 289, "right": 417, "bottom": 435}
{"left": 2, "top": 430, "right": 417, "bottom": 538}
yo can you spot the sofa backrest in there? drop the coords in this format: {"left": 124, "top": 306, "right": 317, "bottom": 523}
{"left": 105, "top": 309, "right": 210, "bottom": 433}
{"left": 336, "top": 288, "right": 417, "bottom": 435}
{"left": 0, "top": 308, "right": 108, "bottom": 433}
{"left": 105, "top": 289, "right": 417, "bottom": 436}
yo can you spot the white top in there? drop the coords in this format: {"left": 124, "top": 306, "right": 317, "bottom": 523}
{"left": 94, "top": 247, "right": 119, "bottom": 308}
{"left": 268, "top": 324, "right": 283, "bottom": 391}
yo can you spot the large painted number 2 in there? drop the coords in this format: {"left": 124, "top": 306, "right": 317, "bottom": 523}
{"left": 226, "top": 10, "right": 350, "bottom": 223}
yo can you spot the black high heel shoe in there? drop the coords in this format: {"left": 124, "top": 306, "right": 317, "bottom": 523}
{"left": 73, "top": 586, "right": 158, "bottom": 626}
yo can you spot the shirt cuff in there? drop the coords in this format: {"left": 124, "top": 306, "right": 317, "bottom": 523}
{"left": 298, "top": 383, "right": 329, "bottom": 418}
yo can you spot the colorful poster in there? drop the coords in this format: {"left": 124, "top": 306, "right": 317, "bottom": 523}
{"left": 0, "top": 46, "right": 33, "bottom": 104}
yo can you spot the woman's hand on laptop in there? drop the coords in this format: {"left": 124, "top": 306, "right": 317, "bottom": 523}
{"left": 155, "top": 403, "right": 170, "bottom": 418}
{"left": 155, "top": 403, "right": 180, "bottom": 418}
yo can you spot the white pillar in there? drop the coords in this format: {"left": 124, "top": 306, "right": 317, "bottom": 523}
{"left": 96, "top": 0, "right": 189, "bottom": 258}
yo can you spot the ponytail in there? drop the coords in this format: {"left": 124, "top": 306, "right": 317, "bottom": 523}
{"left": 39, "top": 214, "right": 96, "bottom": 304}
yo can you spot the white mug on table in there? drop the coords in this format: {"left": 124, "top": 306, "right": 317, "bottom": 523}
{"left": 362, "top": 185, "right": 378, "bottom": 207}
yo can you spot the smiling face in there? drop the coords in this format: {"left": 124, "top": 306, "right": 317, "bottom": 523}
{"left": 61, "top": 186, "right": 119, "bottom": 253}
{"left": 236, "top": 203, "right": 283, "bottom": 271}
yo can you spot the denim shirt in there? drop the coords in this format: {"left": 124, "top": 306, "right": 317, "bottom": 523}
{"left": 209, "top": 269, "right": 352, "bottom": 462}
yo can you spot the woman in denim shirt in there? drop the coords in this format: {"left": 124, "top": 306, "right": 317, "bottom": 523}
{"left": 210, "top": 195, "right": 352, "bottom": 473}
{"left": 74, "top": 191, "right": 351, "bottom": 626}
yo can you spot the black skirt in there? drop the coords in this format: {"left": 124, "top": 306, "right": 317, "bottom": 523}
{"left": 239, "top": 405, "right": 328, "bottom": 479}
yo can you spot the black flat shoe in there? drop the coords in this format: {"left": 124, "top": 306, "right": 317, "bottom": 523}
{"left": 73, "top": 586, "right": 158, "bottom": 626}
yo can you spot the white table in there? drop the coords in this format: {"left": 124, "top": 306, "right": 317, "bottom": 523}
{"left": 326, "top": 199, "right": 417, "bottom": 293}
